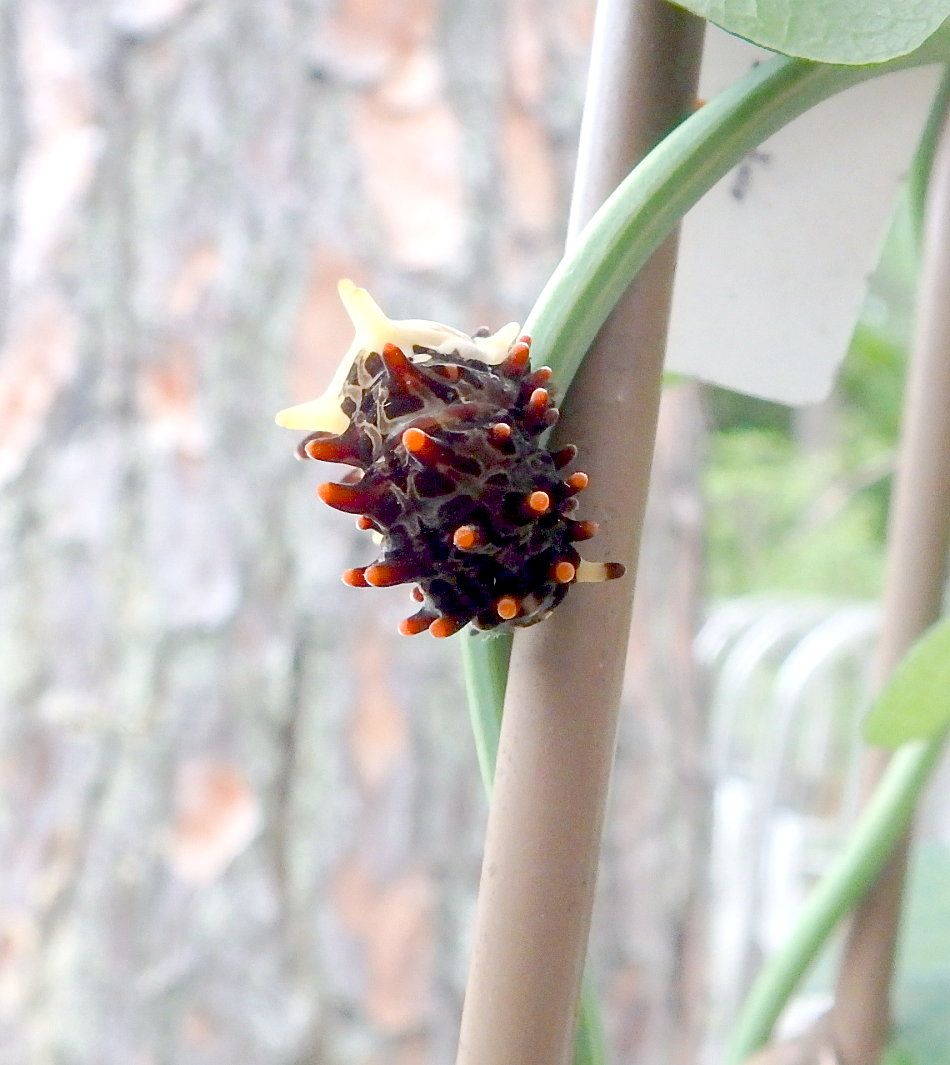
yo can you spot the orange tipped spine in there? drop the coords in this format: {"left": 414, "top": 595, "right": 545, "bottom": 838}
{"left": 496, "top": 596, "right": 520, "bottom": 621}
{"left": 399, "top": 610, "right": 437, "bottom": 636}
{"left": 317, "top": 480, "right": 383, "bottom": 515}
{"left": 429, "top": 616, "right": 465, "bottom": 639}
{"left": 453, "top": 525, "right": 482, "bottom": 551}
{"left": 527, "top": 387, "right": 549, "bottom": 412}
{"left": 501, "top": 341, "right": 531, "bottom": 376}
{"left": 401, "top": 427, "right": 456, "bottom": 468}
{"left": 364, "top": 560, "right": 418, "bottom": 587}
{"left": 552, "top": 561, "right": 576, "bottom": 584}
{"left": 526, "top": 490, "right": 551, "bottom": 516}
{"left": 303, "top": 434, "right": 361, "bottom": 464}
{"left": 380, "top": 341, "right": 419, "bottom": 382}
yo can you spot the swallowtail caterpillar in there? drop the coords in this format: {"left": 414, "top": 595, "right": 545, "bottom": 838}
{"left": 277, "top": 280, "right": 625, "bottom": 638}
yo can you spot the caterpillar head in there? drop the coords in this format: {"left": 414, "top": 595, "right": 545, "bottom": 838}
{"left": 278, "top": 280, "right": 625, "bottom": 637}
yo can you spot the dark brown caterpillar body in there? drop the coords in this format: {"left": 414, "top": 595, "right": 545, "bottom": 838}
{"left": 294, "top": 334, "right": 624, "bottom": 638}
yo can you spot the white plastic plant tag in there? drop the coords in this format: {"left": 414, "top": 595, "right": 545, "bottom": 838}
{"left": 665, "top": 26, "right": 942, "bottom": 406}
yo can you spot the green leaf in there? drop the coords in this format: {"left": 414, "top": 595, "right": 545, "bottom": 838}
{"left": 671, "top": 2, "right": 950, "bottom": 64}
{"left": 864, "top": 618, "right": 950, "bottom": 746}
{"left": 882, "top": 1049, "right": 920, "bottom": 1065}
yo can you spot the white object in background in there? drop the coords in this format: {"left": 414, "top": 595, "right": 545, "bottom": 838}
{"left": 665, "top": 27, "right": 942, "bottom": 406}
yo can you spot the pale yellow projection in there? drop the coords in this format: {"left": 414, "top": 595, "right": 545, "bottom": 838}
{"left": 275, "top": 279, "right": 520, "bottom": 436}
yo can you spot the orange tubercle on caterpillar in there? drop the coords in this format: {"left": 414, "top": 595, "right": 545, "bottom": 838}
{"left": 552, "top": 561, "right": 577, "bottom": 584}
{"left": 429, "top": 616, "right": 465, "bottom": 639}
{"left": 526, "top": 490, "right": 551, "bottom": 516}
{"left": 453, "top": 525, "right": 481, "bottom": 550}
{"left": 496, "top": 596, "right": 520, "bottom": 621}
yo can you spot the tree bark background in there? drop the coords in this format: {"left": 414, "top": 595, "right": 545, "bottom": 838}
{"left": 0, "top": 1, "right": 709, "bottom": 1063}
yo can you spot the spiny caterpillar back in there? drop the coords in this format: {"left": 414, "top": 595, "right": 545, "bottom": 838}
{"left": 277, "top": 280, "right": 625, "bottom": 638}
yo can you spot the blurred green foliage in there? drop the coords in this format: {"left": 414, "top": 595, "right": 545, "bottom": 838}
{"left": 704, "top": 171, "right": 920, "bottom": 600}
{"left": 891, "top": 844, "right": 950, "bottom": 1065}
{"left": 705, "top": 423, "right": 890, "bottom": 598}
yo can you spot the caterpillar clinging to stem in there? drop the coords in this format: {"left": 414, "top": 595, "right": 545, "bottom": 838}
{"left": 277, "top": 280, "right": 624, "bottom": 638}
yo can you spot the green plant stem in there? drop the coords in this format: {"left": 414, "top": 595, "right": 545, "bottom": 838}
{"left": 576, "top": 981, "right": 609, "bottom": 1065}
{"left": 726, "top": 729, "right": 949, "bottom": 1064}
{"left": 906, "top": 68, "right": 950, "bottom": 243}
{"left": 463, "top": 27, "right": 950, "bottom": 801}
{"left": 462, "top": 630, "right": 511, "bottom": 794}
{"left": 460, "top": 26, "right": 950, "bottom": 1063}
